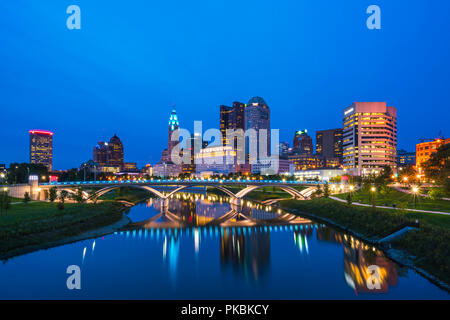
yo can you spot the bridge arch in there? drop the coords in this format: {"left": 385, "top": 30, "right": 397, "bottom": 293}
{"left": 164, "top": 184, "right": 238, "bottom": 199}
{"left": 235, "top": 185, "right": 307, "bottom": 200}
{"left": 93, "top": 185, "right": 166, "bottom": 200}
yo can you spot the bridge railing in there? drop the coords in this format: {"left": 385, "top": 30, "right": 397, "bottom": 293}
{"left": 38, "top": 179, "right": 337, "bottom": 187}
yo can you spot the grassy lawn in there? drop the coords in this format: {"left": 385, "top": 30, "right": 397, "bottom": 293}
{"left": 0, "top": 201, "right": 124, "bottom": 257}
{"left": 334, "top": 187, "right": 450, "bottom": 212}
{"left": 279, "top": 198, "right": 450, "bottom": 285}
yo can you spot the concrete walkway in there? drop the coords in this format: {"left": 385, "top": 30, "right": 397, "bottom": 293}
{"left": 391, "top": 185, "right": 450, "bottom": 201}
{"left": 329, "top": 196, "right": 450, "bottom": 215}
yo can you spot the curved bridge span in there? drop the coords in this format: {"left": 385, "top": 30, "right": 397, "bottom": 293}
{"left": 38, "top": 179, "right": 327, "bottom": 203}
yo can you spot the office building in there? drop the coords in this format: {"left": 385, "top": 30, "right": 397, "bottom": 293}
{"left": 416, "top": 138, "right": 449, "bottom": 172}
{"left": 93, "top": 134, "right": 124, "bottom": 170}
{"left": 251, "top": 158, "right": 294, "bottom": 175}
{"left": 343, "top": 102, "right": 397, "bottom": 176}
{"left": 293, "top": 130, "right": 313, "bottom": 155}
{"left": 316, "top": 128, "right": 343, "bottom": 164}
{"left": 279, "top": 141, "right": 290, "bottom": 157}
{"left": 29, "top": 129, "right": 53, "bottom": 171}
{"left": 195, "top": 146, "right": 237, "bottom": 175}
{"left": 397, "top": 149, "right": 416, "bottom": 168}
{"left": 245, "top": 96, "right": 271, "bottom": 160}
{"left": 220, "top": 101, "right": 245, "bottom": 146}
{"left": 93, "top": 141, "right": 109, "bottom": 166}
{"left": 161, "top": 109, "right": 180, "bottom": 162}
{"left": 288, "top": 154, "right": 324, "bottom": 171}
{"left": 108, "top": 134, "right": 124, "bottom": 168}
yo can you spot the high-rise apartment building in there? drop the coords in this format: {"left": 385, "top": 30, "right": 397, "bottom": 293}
{"left": 316, "top": 128, "right": 343, "bottom": 164}
{"left": 343, "top": 102, "right": 397, "bottom": 176}
{"left": 29, "top": 129, "right": 53, "bottom": 171}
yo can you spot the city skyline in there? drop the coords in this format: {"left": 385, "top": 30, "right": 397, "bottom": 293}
{"left": 1, "top": 1, "right": 449, "bottom": 169}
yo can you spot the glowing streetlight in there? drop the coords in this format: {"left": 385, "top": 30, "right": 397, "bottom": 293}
{"left": 370, "top": 186, "right": 376, "bottom": 207}
{"left": 371, "top": 187, "right": 376, "bottom": 192}
{"left": 412, "top": 186, "right": 419, "bottom": 208}
{"left": 349, "top": 185, "right": 355, "bottom": 191}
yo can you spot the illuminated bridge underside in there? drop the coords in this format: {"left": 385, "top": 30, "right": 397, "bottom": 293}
{"left": 91, "top": 183, "right": 310, "bottom": 202}
{"left": 127, "top": 209, "right": 312, "bottom": 229}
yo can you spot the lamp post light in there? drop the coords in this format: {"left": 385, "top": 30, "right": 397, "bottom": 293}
{"left": 412, "top": 186, "right": 419, "bottom": 208}
{"left": 370, "top": 186, "right": 376, "bottom": 207}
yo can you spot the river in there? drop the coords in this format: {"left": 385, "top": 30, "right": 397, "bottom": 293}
{"left": 0, "top": 192, "right": 448, "bottom": 299}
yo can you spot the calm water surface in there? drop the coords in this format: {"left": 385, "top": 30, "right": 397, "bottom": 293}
{"left": 0, "top": 193, "right": 448, "bottom": 299}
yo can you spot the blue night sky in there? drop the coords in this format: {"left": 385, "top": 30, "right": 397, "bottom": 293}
{"left": 1, "top": 0, "right": 449, "bottom": 170}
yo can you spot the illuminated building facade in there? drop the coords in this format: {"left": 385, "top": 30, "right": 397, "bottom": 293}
{"left": 161, "top": 109, "right": 180, "bottom": 162}
{"left": 108, "top": 134, "right": 124, "bottom": 168}
{"left": 29, "top": 129, "right": 53, "bottom": 171}
{"left": 343, "top": 102, "right": 397, "bottom": 176}
{"left": 93, "top": 134, "right": 124, "bottom": 170}
{"left": 416, "top": 138, "right": 449, "bottom": 172}
{"left": 292, "top": 130, "right": 313, "bottom": 155}
{"left": 220, "top": 101, "right": 245, "bottom": 146}
{"left": 195, "top": 146, "right": 237, "bottom": 175}
{"left": 288, "top": 154, "right": 323, "bottom": 171}
{"left": 251, "top": 158, "right": 294, "bottom": 175}
{"left": 316, "top": 128, "right": 343, "bottom": 164}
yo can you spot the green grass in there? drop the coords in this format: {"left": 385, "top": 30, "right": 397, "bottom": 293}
{"left": 334, "top": 187, "right": 450, "bottom": 212}
{"left": 279, "top": 198, "right": 450, "bottom": 285}
{"left": 0, "top": 201, "right": 124, "bottom": 257}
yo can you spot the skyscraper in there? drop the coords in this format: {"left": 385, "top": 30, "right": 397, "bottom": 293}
{"left": 245, "top": 96, "right": 271, "bottom": 160}
{"left": 316, "top": 128, "right": 343, "bottom": 164}
{"left": 343, "top": 102, "right": 397, "bottom": 176}
{"left": 108, "top": 134, "right": 124, "bottom": 168}
{"left": 29, "top": 129, "right": 53, "bottom": 171}
{"left": 93, "top": 141, "right": 109, "bottom": 166}
{"left": 292, "top": 130, "right": 313, "bottom": 155}
{"left": 161, "top": 109, "right": 180, "bottom": 162}
{"left": 220, "top": 101, "right": 245, "bottom": 146}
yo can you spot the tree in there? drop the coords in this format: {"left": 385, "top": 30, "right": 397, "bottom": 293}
{"left": 23, "top": 192, "right": 31, "bottom": 204}
{"left": 74, "top": 187, "right": 85, "bottom": 203}
{"left": 60, "top": 190, "right": 69, "bottom": 203}
{"left": 1, "top": 192, "right": 11, "bottom": 216}
{"left": 346, "top": 193, "right": 352, "bottom": 205}
{"left": 423, "top": 143, "right": 450, "bottom": 183}
{"left": 376, "top": 165, "right": 393, "bottom": 184}
{"left": 323, "top": 183, "right": 330, "bottom": 198}
{"left": 88, "top": 189, "right": 98, "bottom": 204}
{"left": 49, "top": 187, "right": 58, "bottom": 202}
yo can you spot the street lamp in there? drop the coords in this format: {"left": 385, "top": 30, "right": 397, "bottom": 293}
{"left": 370, "top": 186, "right": 376, "bottom": 207}
{"left": 412, "top": 186, "right": 419, "bottom": 208}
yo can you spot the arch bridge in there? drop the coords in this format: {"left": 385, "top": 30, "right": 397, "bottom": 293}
{"left": 37, "top": 179, "right": 328, "bottom": 204}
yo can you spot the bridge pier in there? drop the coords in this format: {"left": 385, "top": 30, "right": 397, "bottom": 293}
{"left": 230, "top": 197, "right": 242, "bottom": 207}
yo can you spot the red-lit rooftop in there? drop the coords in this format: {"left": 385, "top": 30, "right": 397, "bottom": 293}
{"left": 29, "top": 129, "right": 54, "bottom": 136}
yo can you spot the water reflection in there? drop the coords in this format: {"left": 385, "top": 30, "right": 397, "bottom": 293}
{"left": 3, "top": 191, "right": 444, "bottom": 299}
{"left": 316, "top": 227, "right": 401, "bottom": 294}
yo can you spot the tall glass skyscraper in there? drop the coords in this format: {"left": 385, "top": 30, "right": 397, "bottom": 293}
{"left": 245, "top": 96, "right": 271, "bottom": 160}
{"left": 29, "top": 129, "right": 53, "bottom": 171}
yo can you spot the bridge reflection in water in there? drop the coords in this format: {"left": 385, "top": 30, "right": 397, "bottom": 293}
{"left": 108, "top": 193, "right": 402, "bottom": 293}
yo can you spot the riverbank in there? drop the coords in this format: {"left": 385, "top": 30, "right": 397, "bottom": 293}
{"left": 0, "top": 201, "right": 126, "bottom": 260}
{"left": 277, "top": 198, "right": 450, "bottom": 290}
